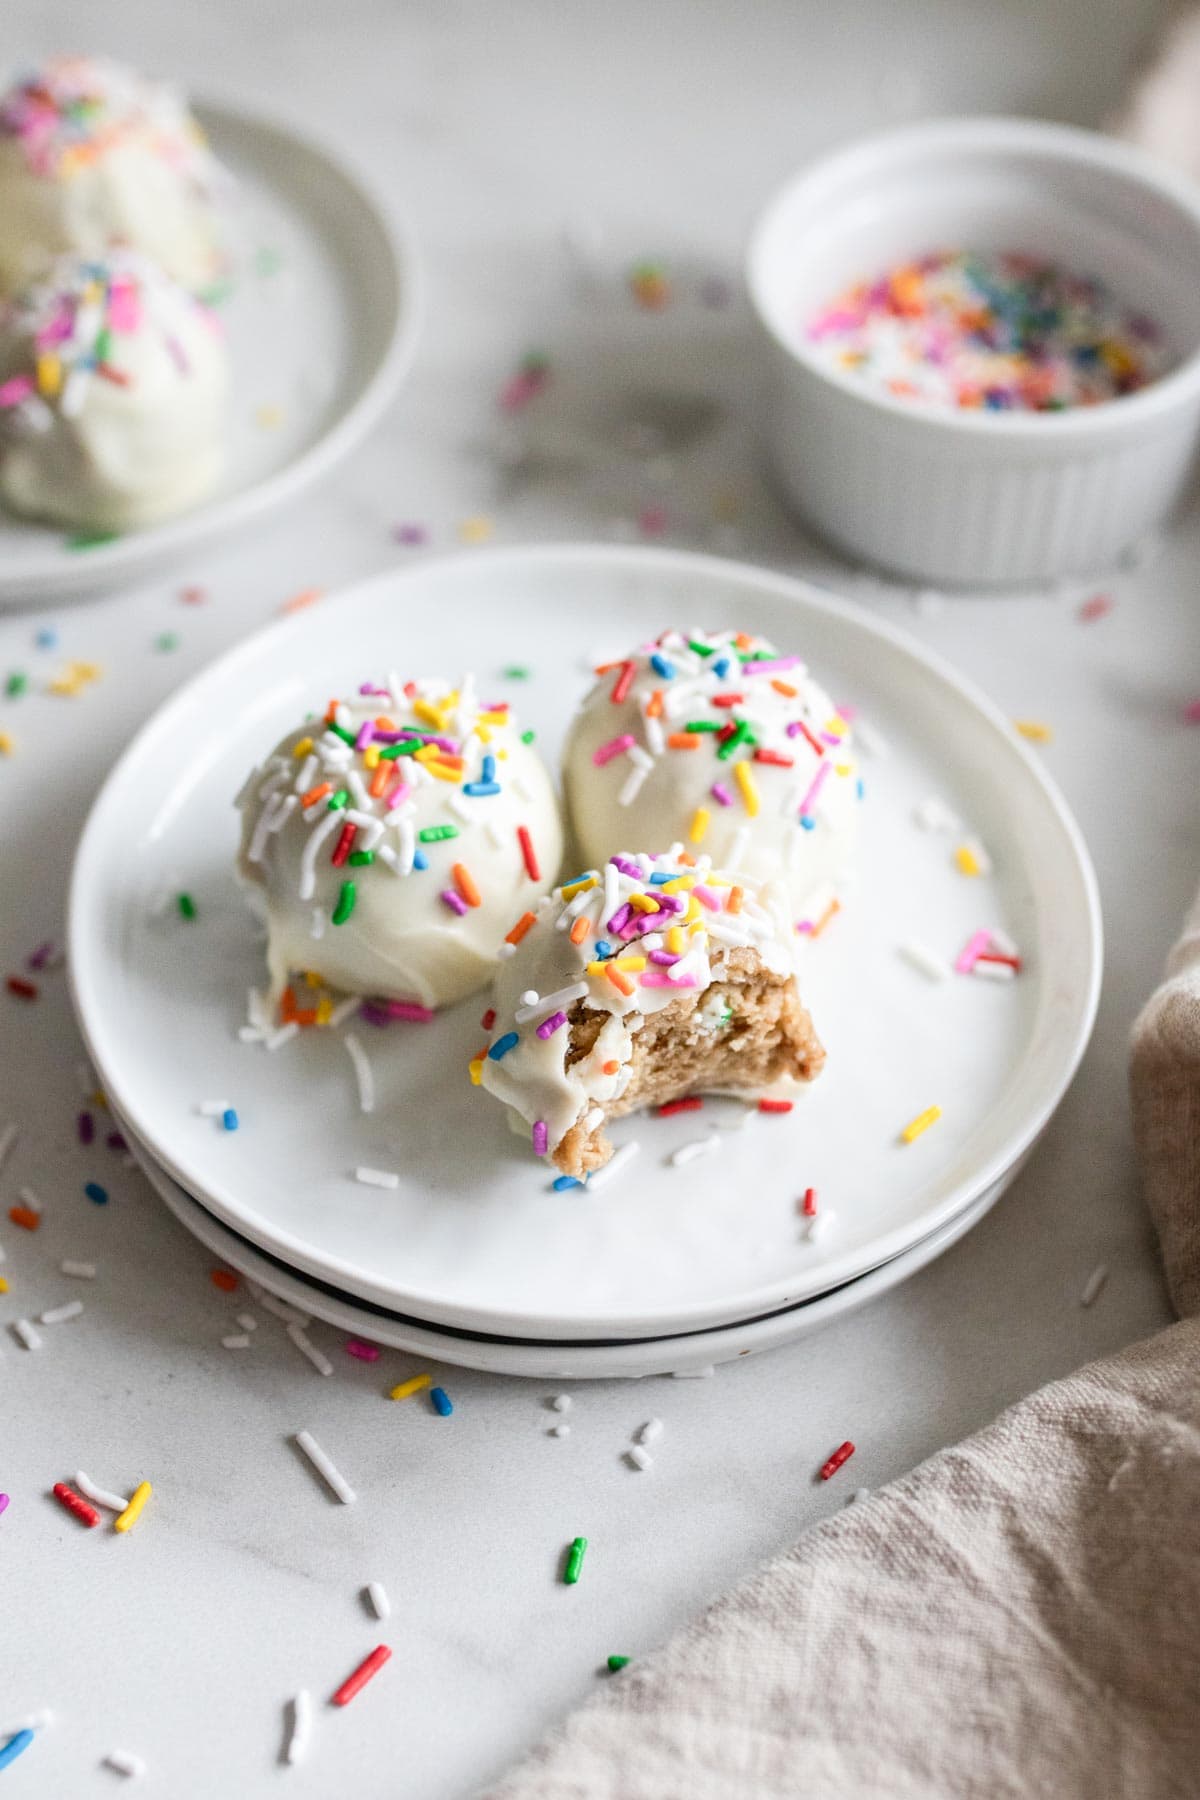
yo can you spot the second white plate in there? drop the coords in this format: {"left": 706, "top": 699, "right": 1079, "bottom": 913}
{"left": 68, "top": 545, "right": 1102, "bottom": 1339}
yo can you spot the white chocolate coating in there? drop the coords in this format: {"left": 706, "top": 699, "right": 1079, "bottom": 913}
{"left": 479, "top": 850, "right": 798, "bottom": 1161}
{"left": 0, "top": 57, "right": 225, "bottom": 295}
{"left": 0, "top": 249, "right": 228, "bottom": 531}
{"left": 563, "top": 628, "right": 859, "bottom": 917}
{"left": 236, "top": 679, "right": 564, "bottom": 1012}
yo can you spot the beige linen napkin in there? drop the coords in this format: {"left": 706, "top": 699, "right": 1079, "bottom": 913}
{"left": 484, "top": 923, "right": 1200, "bottom": 1797}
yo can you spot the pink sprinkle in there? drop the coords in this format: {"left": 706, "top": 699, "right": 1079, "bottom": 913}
{"left": 819, "top": 731, "right": 841, "bottom": 746}
{"left": 384, "top": 778, "right": 411, "bottom": 808}
{"left": 1184, "top": 699, "right": 1200, "bottom": 725}
{"left": 711, "top": 782, "right": 734, "bottom": 807}
{"left": 692, "top": 886, "right": 720, "bottom": 910}
{"left": 345, "top": 1338, "right": 380, "bottom": 1362}
{"left": 532, "top": 1120, "right": 549, "bottom": 1156}
{"left": 0, "top": 374, "right": 34, "bottom": 408}
{"left": 641, "top": 970, "right": 697, "bottom": 988}
{"left": 638, "top": 505, "right": 668, "bottom": 536}
{"left": 537, "top": 1011, "right": 568, "bottom": 1039}
{"left": 593, "top": 733, "right": 636, "bottom": 767}
{"left": 798, "top": 760, "right": 832, "bottom": 819}
{"left": 34, "top": 305, "right": 73, "bottom": 350}
{"left": 107, "top": 282, "right": 142, "bottom": 334}
{"left": 955, "top": 929, "right": 992, "bottom": 975}
{"left": 382, "top": 1000, "right": 436, "bottom": 1023}
{"left": 742, "top": 656, "right": 802, "bottom": 676}
{"left": 1079, "top": 593, "right": 1113, "bottom": 623}
{"left": 78, "top": 1111, "right": 94, "bottom": 1145}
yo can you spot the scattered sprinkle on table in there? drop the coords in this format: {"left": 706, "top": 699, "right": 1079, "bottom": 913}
{"left": 13, "top": 1318, "right": 41, "bottom": 1349}
{"left": 84, "top": 1181, "right": 108, "bottom": 1205}
{"left": 102, "top": 1749, "right": 146, "bottom": 1779}
{"left": 176, "top": 892, "right": 197, "bottom": 920}
{"left": 331, "top": 1644, "right": 392, "bottom": 1707}
{"left": 366, "top": 1580, "right": 391, "bottom": 1619}
{"left": 430, "top": 1385, "right": 453, "bottom": 1416}
{"left": 607, "top": 1655, "right": 631, "bottom": 1672}
{"left": 0, "top": 1730, "right": 34, "bottom": 1772}
{"left": 757, "top": 1097, "right": 793, "bottom": 1115}
{"left": 61, "top": 1260, "right": 96, "bottom": 1279}
{"left": 389, "top": 1372, "right": 432, "bottom": 1401}
{"left": 629, "top": 261, "right": 671, "bottom": 309}
{"left": 564, "top": 1536, "right": 588, "bottom": 1584}
{"left": 899, "top": 941, "right": 947, "bottom": 982}
{"left": 1081, "top": 1263, "right": 1109, "bottom": 1307}
{"left": 354, "top": 1165, "right": 400, "bottom": 1190}
{"left": 9, "top": 1204, "right": 40, "bottom": 1231}
{"left": 393, "top": 522, "right": 428, "bottom": 546}
{"left": 819, "top": 1440, "right": 856, "bottom": 1481}
{"left": 1014, "top": 719, "right": 1053, "bottom": 743}
{"left": 901, "top": 1105, "right": 942, "bottom": 1144}
{"left": 1079, "top": 593, "right": 1114, "bottom": 622}
{"left": 114, "top": 1480, "right": 152, "bottom": 1534}
{"left": 280, "top": 586, "right": 323, "bottom": 616}
{"left": 458, "top": 514, "right": 494, "bottom": 544}
{"left": 53, "top": 1481, "right": 100, "bottom": 1527}
{"left": 6, "top": 975, "right": 37, "bottom": 1000}
{"left": 345, "top": 1338, "right": 380, "bottom": 1363}
{"left": 154, "top": 632, "right": 180, "bottom": 653}
{"left": 284, "top": 1692, "right": 311, "bottom": 1767}
{"left": 627, "top": 1446, "right": 653, "bottom": 1472}
{"left": 40, "top": 1299, "right": 83, "bottom": 1325}
{"left": 210, "top": 1268, "right": 238, "bottom": 1292}
{"left": 294, "top": 1430, "right": 356, "bottom": 1504}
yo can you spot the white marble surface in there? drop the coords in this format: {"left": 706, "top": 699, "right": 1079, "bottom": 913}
{"left": 0, "top": 1, "right": 1192, "bottom": 1793}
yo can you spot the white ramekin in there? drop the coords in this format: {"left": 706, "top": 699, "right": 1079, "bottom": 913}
{"left": 746, "top": 117, "right": 1200, "bottom": 586}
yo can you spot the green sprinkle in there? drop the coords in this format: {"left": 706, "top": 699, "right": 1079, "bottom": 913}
{"left": 607, "top": 1655, "right": 631, "bottom": 1672}
{"left": 683, "top": 719, "right": 722, "bottom": 733}
{"left": 564, "top": 1536, "right": 588, "bottom": 1585}
{"left": 327, "top": 722, "right": 356, "bottom": 746}
{"left": 418, "top": 824, "right": 458, "bottom": 843}
{"left": 502, "top": 665, "right": 531, "bottom": 680}
{"left": 197, "top": 279, "right": 234, "bottom": 308}
{"left": 379, "top": 738, "right": 422, "bottom": 760}
{"left": 66, "top": 529, "right": 118, "bottom": 551}
{"left": 717, "top": 720, "right": 752, "bottom": 761}
{"left": 738, "top": 649, "right": 774, "bottom": 663}
{"left": 327, "top": 790, "right": 349, "bottom": 810}
{"left": 177, "top": 893, "right": 197, "bottom": 920}
{"left": 94, "top": 326, "right": 113, "bottom": 362}
{"left": 332, "top": 880, "right": 357, "bottom": 926}
{"left": 154, "top": 632, "right": 180, "bottom": 653}
{"left": 348, "top": 850, "right": 375, "bottom": 866}
{"left": 5, "top": 671, "right": 27, "bottom": 697}
{"left": 521, "top": 729, "right": 536, "bottom": 745}
{"left": 688, "top": 639, "right": 716, "bottom": 657}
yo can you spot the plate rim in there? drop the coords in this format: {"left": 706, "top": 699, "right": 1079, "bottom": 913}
{"left": 67, "top": 541, "right": 1105, "bottom": 1333}
{"left": 0, "top": 95, "right": 424, "bottom": 604}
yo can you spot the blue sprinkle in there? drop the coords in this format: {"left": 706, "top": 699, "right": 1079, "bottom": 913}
{"left": 84, "top": 1181, "right": 108, "bottom": 1205}
{"left": 856, "top": 778, "right": 864, "bottom": 800}
{"left": 463, "top": 781, "right": 501, "bottom": 797}
{"left": 430, "top": 1385, "right": 453, "bottom": 1416}
{"left": 593, "top": 939, "right": 613, "bottom": 959}
{"left": 799, "top": 815, "right": 815, "bottom": 832}
{"left": 648, "top": 872, "right": 672, "bottom": 885}
{"left": 222, "top": 1108, "right": 239, "bottom": 1132}
{"left": 413, "top": 849, "right": 429, "bottom": 871}
{"left": 0, "top": 1731, "right": 34, "bottom": 1772}
{"left": 481, "top": 753, "right": 496, "bottom": 782}
{"left": 650, "top": 652, "right": 675, "bottom": 680}
{"left": 488, "top": 1031, "right": 519, "bottom": 1061}
{"left": 35, "top": 627, "right": 58, "bottom": 650}
{"left": 553, "top": 1175, "right": 582, "bottom": 1191}
{"left": 712, "top": 656, "right": 732, "bottom": 678}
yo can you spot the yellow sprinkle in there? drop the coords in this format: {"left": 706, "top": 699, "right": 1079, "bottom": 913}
{"left": 304, "top": 970, "right": 321, "bottom": 988}
{"left": 734, "top": 761, "right": 760, "bottom": 817}
{"left": 36, "top": 353, "right": 62, "bottom": 397}
{"left": 71, "top": 662, "right": 102, "bottom": 681}
{"left": 561, "top": 877, "right": 598, "bottom": 901}
{"left": 390, "top": 1372, "right": 433, "bottom": 1400}
{"left": 614, "top": 955, "right": 647, "bottom": 971}
{"left": 315, "top": 997, "right": 333, "bottom": 1025}
{"left": 468, "top": 1057, "right": 484, "bottom": 1086}
{"left": 412, "top": 699, "right": 445, "bottom": 729}
{"left": 666, "top": 925, "right": 685, "bottom": 955}
{"left": 363, "top": 746, "right": 380, "bottom": 769}
{"left": 1014, "top": 719, "right": 1053, "bottom": 743}
{"left": 478, "top": 709, "right": 508, "bottom": 724}
{"left": 823, "top": 715, "right": 848, "bottom": 739}
{"left": 689, "top": 806, "right": 710, "bottom": 844}
{"left": 458, "top": 515, "right": 494, "bottom": 544}
{"left": 659, "top": 877, "right": 694, "bottom": 894}
{"left": 292, "top": 736, "right": 314, "bottom": 757}
{"left": 0, "top": 732, "right": 13, "bottom": 756}
{"left": 684, "top": 898, "right": 703, "bottom": 925}
{"left": 423, "top": 760, "right": 463, "bottom": 783}
{"left": 954, "top": 845, "right": 982, "bottom": 878}
{"left": 628, "top": 894, "right": 659, "bottom": 914}
{"left": 585, "top": 961, "right": 608, "bottom": 976}
{"left": 114, "top": 1480, "right": 152, "bottom": 1534}
{"left": 473, "top": 723, "right": 493, "bottom": 743}
{"left": 255, "top": 403, "right": 283, "bottom": 429}
{"left": 91, "top": 1089, "right": 108, "bottom": 1110}
{"left": 0, "top": 1276, "right": 8, "bottom": 1293}
{"left": 835, "top": 762, "right": 853, "bottom": 777}
{"left": 901, "top": 1105, "right": 942, "bottom": 1144}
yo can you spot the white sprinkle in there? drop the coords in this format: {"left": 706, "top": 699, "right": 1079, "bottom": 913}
{"left": 75, "top": 1472, "right": 129, "bottom": 1512}
{"left": 849, "top": 1487, "right": 872, "bottom": 1504}
{"left": 343, "top": 1033, "right": 375, "bottom": 1114}
{"left": 18, "top": 1185, "right": 41, "bottom": 1213}
{"left": 287, "top": 1322, "right": 333, "bottom": 1376}
{"left": 626, "top": 744, "right": 653, "bottom": 772}
{"left": 238, "top": 1026, "right": 265, "bottom": 1044}
{"left": 266, "top": 1022, "right": 300, "bottom": 1052}
{"left": 102, "top": 1750, "right": 146, "bottom": 1779}
{"left": 236, "top": 1312, "right": 257, "bottom": 1332}
{"left": 551, "top": 1393, "right": 573, "bottom": 1412}
{"left": 852, "top": 718, "right": 888, "bottom": 759}
{"left": 366, "top": 1581, "right": 391, "bottom": 1620}
{"left": 728, "top": 825, "right": 750, "bottom": 868}
{"left": 198, "top": 1099, "right": 232, "bottom": 1116}
{"left": 222, "top": 1334, "right": 252, "bottom": 1349}
{"left": 328, "top": 994, "right": 360, "bottom": 1029}
{"left": 806, "top": 1210, "right": 837, "bottom": 1243}
{"left": 549, "top": 1422, "right": 571, "bottom": 1437}
{"left": 13, "top": 1319, "right": 41, "bottom": 1350}
{"left": 514, "top": 981, "right": 588, "bottom": 1025}
{"left": 354, "top": 1166, "right": 400, "bottom": 1190}
{"left": 972, "top": 958, "right": 1015, "bottom": 982}
{"left": 285, "top": 1691, "right": 311, "bottom": 1766}
{"left": 671, "top": 1364, "right": 715, "bottom": 1378}
{"left": 0, "top": 1122, "right": 16, "bottom": 1173}
{"left": 988, "top": 926, "right": 1019, "bottom": 957}
{"left": 644, "top": 711, "right": 664, "bottom": 756}
{"left": 627, "top": 1445, "right": 654, "bottom": 1471}
{"left": 669, "top": 1133, "right": 722, "bottom": 1168}
{"left": 583, "top": 1107, "right": 605, "bottom": 1134}
{"left": 497, "top": 942, "right": 516, "bottom": 959}
{"left": 618, "top": 766, "right": 647, "bottom": 807}
{"left": 247, "top": 1284, "right": 312, "bottom": 1329}
{"left": 294, "top": 1430, "right": 355, "bottom": 1504}
{"left": 3, "top": 1709, "right": 53, "bottom": 1736}
{"left": 898, "top": 942, "right": 947, "bottom": 982}
{"left": 60, "top": 1260, "right": 97, "bottom": 1279}
{"left": 1081, "top": 1264, "right": 1109, "bottom": 1308}
{"left": 40, "top": 1300, "right": 83, "bottom": 1325}
{"left": 586, "top": 1140, "right": 640, "bottom": 1191}
{"left": 635, "top": 1418, "right": 663, "bottom": 1444}
{"left": 299, "top": 808, "right": 342, "bottom": 900}
{"left": 914, "top": 795, "right": 960, "bottom": 833}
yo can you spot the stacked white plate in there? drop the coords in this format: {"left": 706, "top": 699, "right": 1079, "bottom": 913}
{"left": 68, "top": 546, "right": 1102, "bottom": 1377}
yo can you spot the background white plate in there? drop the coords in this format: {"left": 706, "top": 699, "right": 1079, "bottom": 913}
{"left": 68, "top": 545, "right": 1102, "bottom": 1339}
{"left": 0, "top": 100, "right": 422, "bottom": 604}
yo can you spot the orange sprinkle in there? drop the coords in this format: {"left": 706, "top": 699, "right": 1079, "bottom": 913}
{"left": 369, "top": 764, "right": 389, "bottom": 799}
{"left": 602, "top": 1060, "right": 620, "bottom": 1075}
{"left": 728, "top": 885, "right": 743, "bottom": 914}
{"left": 280, "top": 987, "right": 298, "bottom": 1023}
{"left": 734, "top": 631, "right": 753, "bottom": 650}
{"left": 324, "top": 699, "right": 338, "bottom": 723}
{"left": 282, "top": 587, "right": 324, "bottom": 616}
{"left": 506, "top": 911, "right": 536, "bottom": 945}
{"left": 771, "top": 679, "right": 798, "bottom": 698}
{"left": 667, "top": 732, "right": 700, "bottom": 750}
{"left": 646, "top": 689, "right": 665, "bottom": 719}
{"left": 606, "top": 965, "right": 635, "bottom": 997}
{"left": 294, "top": 1008, "right": 318, "bottom": 1027}
{"left": 678, "top": 851, "right": 696, "bottom": 866}
{"left": 811, "top": 898, "right": 842, "bottom": 939}
{"left": 211, "top": 1269, "right": 239, "bottom": 1293}
{"left": 374, "top": 714, "right": 397, "bottom": 731}
{"left": 8, "top": 1205, "right": 39, "bottom": 1231}
{"left": 569, "top": 915, "right": 591, "bottom": 946}
{"left": 453, "top": 863, "right": 482, "bottom": 908}
{"left": 301, "top": 781, "right": 332, "bottom": 808}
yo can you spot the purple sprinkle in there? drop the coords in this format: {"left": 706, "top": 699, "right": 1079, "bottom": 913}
{"left": 785, "top": 721, "right": 803, "bottom": 739}
{"left": 532, "top": 1120, "right": 549, "bottom": 1156}
{"left": 106, "top": 1131, "right": 127, "bottom": 1153}
{"left": 820, "top": 731, "right": 840, "bottom": 746}
{"left": 537, "top": 1010, "right": 568, "bottom": 1039}
{"left": 440, "top": 888, "right": 468, "bottom": 917}
{"left": 393, "top": 523, "right": 428, "bottom": 546}
{"left": 711, "top": 782, "right": 734, "bottom": 807}
{"left": 609, "top": 855, "right": 642, "bottom": 877}
{"left": 648, "top": 949, "right": 681, "bottom": 965}
{"left": 0, "top": 1493, "right": 9, "bottom": 1518}
{"left": 27, "top": 941, "right": 54, "bottom": 970}
{"left": 354, "top": 721, "right": 375, "bottom": 751}
{"left": 607, "top": 903, "right": 633, "bottom": 934}
{"left": 359, "top": 1002, "right": 393, "bottom": 1027}
{"left": 77, "top": 1111, "right": 94, "bottom": 1145}
{"left": 344, "top": 1338, "right": 380, "bottom": 1362}
{"left": 742, "top": 656, "right": 802, "bottom": 676}
{"left": 655, "top": 892, "right": 685, "bottom": 915}
{"left": 358, "top": 683, "right": 391, "bottom": 696}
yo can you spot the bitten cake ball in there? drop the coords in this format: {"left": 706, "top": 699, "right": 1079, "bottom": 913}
{"left": 0, "top": 57, "right": 226, "bottom": 295}
{"left": 236, "top": 678, "right": 564, "bottom": 1013}
{"left": 0, "top": 249, "right": 228, "bottom": 531}
{"left": 563, "top": 629, "right": 859, "bottom": 918}
{"left": 478, "top": 850, "right": 825, "bottom": 1178}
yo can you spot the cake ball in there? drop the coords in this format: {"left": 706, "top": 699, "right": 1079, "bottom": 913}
{"left": 478, "top": 850, "right": 825, "bottom": 1179}
{"left": 0, "top": 57, "right": 225, "bottom": 295}
{"left": 563, "top": 629, "right": 859, "bottom": 918}
{"left": 236, "top": 678, "right": 565, "bottom": 1013}
{"left": 0, "top": 249, "right": 228, "bottom": 530}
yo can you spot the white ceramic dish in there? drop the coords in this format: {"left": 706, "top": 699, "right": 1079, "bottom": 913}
{"left": 68, "top": 544, "right": 1102, "bottom": 1341}
{"left": 119, "top": 1104, "right": 1022, "bottom": 1379}
{"left": 747, "top": 118, "right": 1200, "bottom": 586}
{"left": 0, "top": 100, "right": 421, "bottom": 605}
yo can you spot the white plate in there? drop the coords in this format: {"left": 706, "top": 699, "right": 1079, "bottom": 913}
{"left": 119, "top": 1104, "right": 1025, "bottom": 1378}
{"left": 0, "top": 100, "right": 422, "bottom": 604}
{"left": 68, "top": 544, "right": 1102, "bottom": 1339}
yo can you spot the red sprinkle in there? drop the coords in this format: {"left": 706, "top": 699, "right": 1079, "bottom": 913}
{"left": 758, "top": 1098, "right": 793, "bottom": 1115}
{"left": 6, "top": 976, "right": 38, "bottom": 1000}
{"left": 1078, "top": 593, "right": 1113, "bottom": 622}
{"left": 180, "top": 585, "right": 207, "bottom": 604}
{"left": 819, "top": 1441, "right": 856, "bottom": 1481}
{"left": 517, "top": 825, "right": 540, "bottom": 883}
{"left": 793, "top": 719, "right": 826, "bottom": 759}
{"left": 331, "top": 1644, "right": 392, "bottom": 1706}
{"left": 53, "top": 1482, "right": 100, "bottom": 1527}
{"left": 210, "top": 1269, "right": 239, "bottom": 1293}
{"left": 78, "top": 1111, "right": 95, "bottom": 1145}
{"left": 976, "top": 953, "right": 1022, "bottom": 972}
{"left": 802, "top": 1187, "right": 818, "bottom": 1217}
{"left": 658, "top": 1097, "right": 704, "bottom": 1117}
{"left": 331, "top": 822, "right": 358, "bottom": 867}
{"left": 709, "top": 693, "right": 744, "bottom": 708}
{"left": 754, "top": 748, "right": 794, "bottom": 768}
{"left": 481, "top": 1008, "right": 496, "bottom": 1031}
{"left": 610, "top": 660, "right": 636, "bottom": 705}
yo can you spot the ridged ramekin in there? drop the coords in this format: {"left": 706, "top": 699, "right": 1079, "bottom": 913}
{"left": 747, "top": 117, "right": 1200, "bottom": 586}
